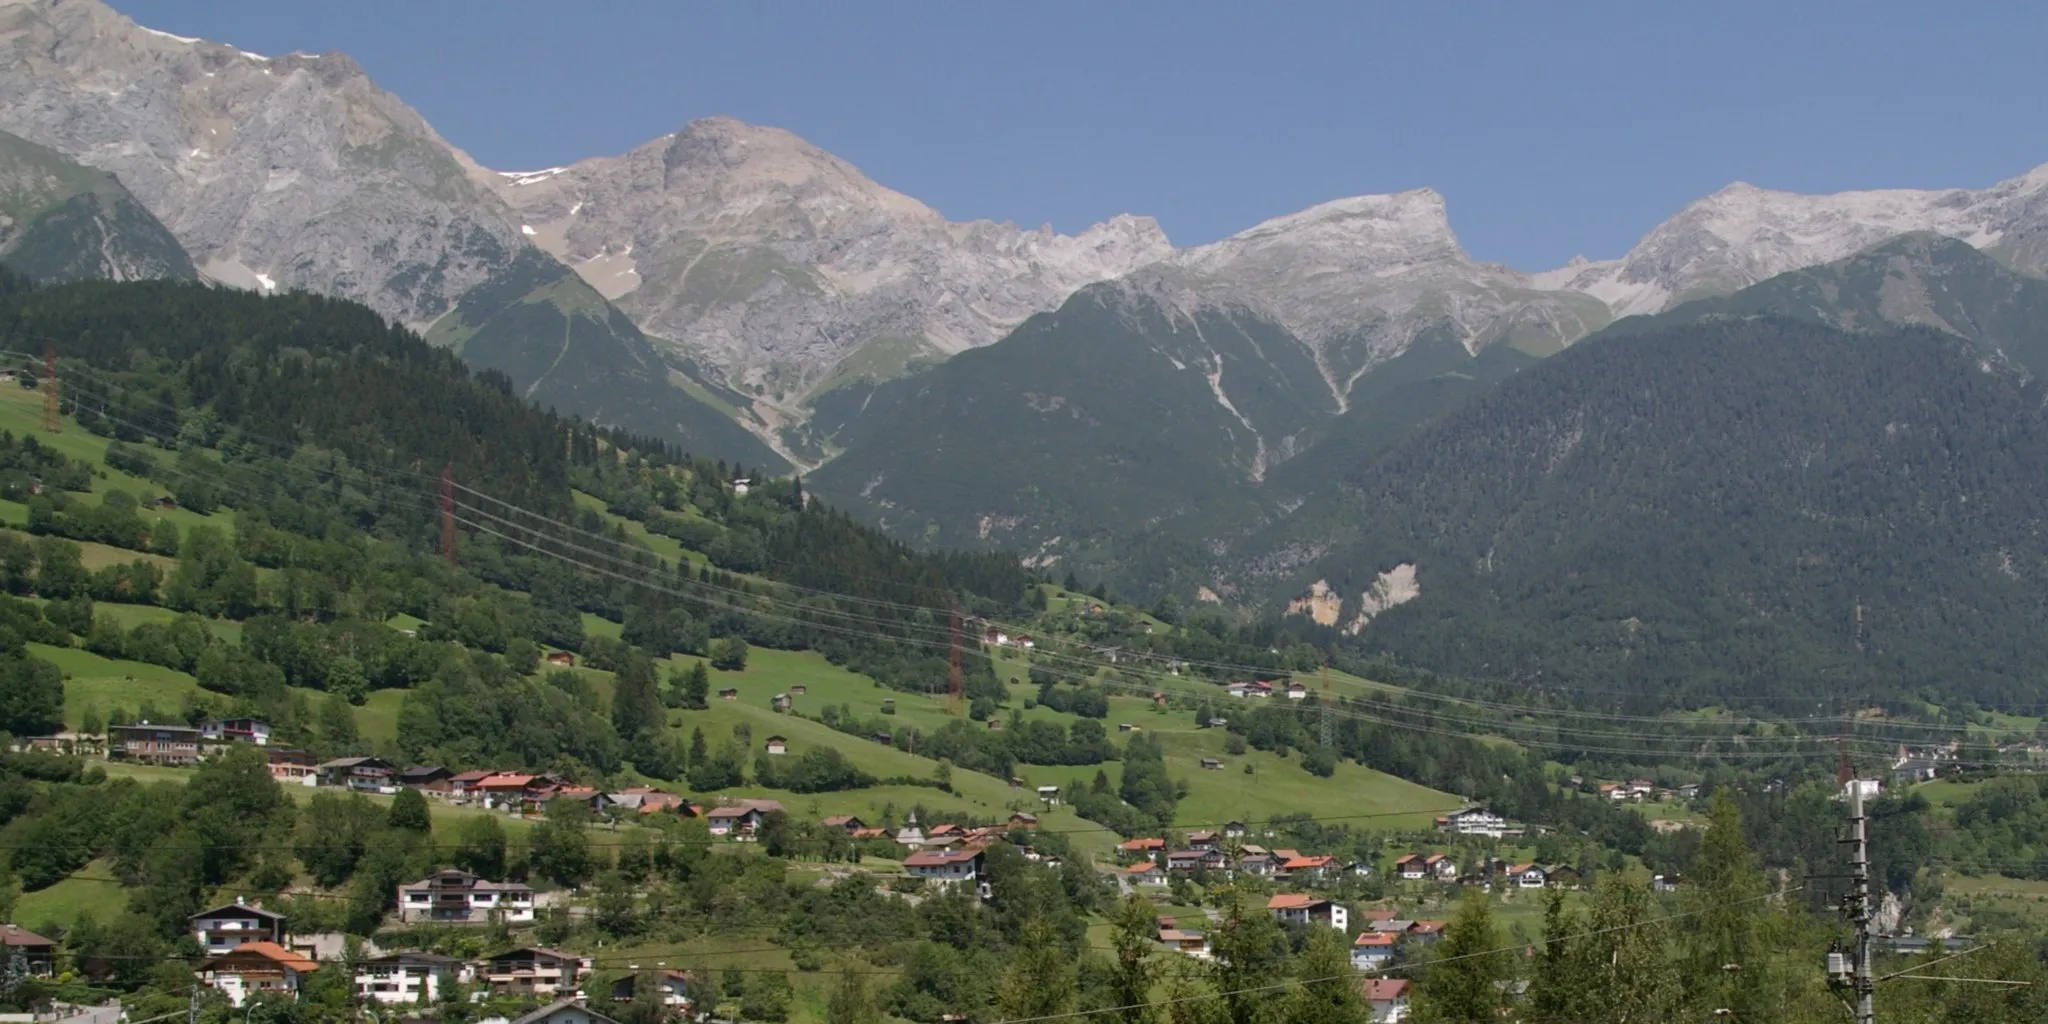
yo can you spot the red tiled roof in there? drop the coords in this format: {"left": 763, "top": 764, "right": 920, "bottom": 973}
{"left": 1353, "top": 932, "right": 1398, "bottom": 947}
{"left": 1266, "top": 894, "right": 1324, "bottom": 911}
{"left": 478, "top": 773, "right": 535, "bottom": 789}
{"left": 1120, "top": 838, "right": 1166, "bottom": 851}
{"left": 904, "top": 849, "right": 981, "bottom": 868}
{"left": 208, "top": 942, "right": 319, "bottom": 973}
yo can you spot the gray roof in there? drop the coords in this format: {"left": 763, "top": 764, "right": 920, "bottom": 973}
{"left": 510, "top": 1000, "right": 622, "bottom": 1024}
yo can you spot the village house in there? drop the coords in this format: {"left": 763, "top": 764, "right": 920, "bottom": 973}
{"left": 1009, "top": 811, "right": 1039, "bottom": 828}
{"left": 1200, "top": 757, "right": 1224, "bottom": 770}
{"left": 265, "top": 747, "right": 319, "bottom": 785}
{"left": 195, "top": 942, "right": 319, "bottom": 1006}
{"left": 1156, "top": 918, "right": 1211, "bottom": 959}
{"left": 201, "top": 718, "right": 272, "bottom": 746}
{"left": 1119, "top": 837, "right": 1166, "bottom": 862}
{"left": 772, "top": 693, "right": 792, "bottom": 712}
{"left": 764, "top": 736, "right": 788, "bottom": 755}
{"left": 822, "top": 815, "right": 869, "bottom": 834}
{"left": 109, "top": 722, "right": 202, "bottom": 765}
{"left": 0, "top": 925, "right": 56, "bottom": 976}
{"left": 448, "top": 769, "right": 495, "bottom": 802}
{"left": 706, "top": 799, "right": 785, "bottom": 838}
{"left": 546, "top": 651, "right": 576, "bottom": 668}
{"left": 608, "top": 787, "right": 691, "bottom": 816}
{"left": 1222, "top": 821, "right": 1247, "bottom": 839}
{"left": 1187, "top": 830, "right": 1220, "bottom": 852}
{"left": 513, "top": 998, "right": 624, "bottom": 1024}
{"left": 15, "top": 730, "right": 102, "bottom": 757}
{"left": 1426, "top": 853, "right": 1458, "bottom": 881}
{"left": 611, "top": 971, "right": 694, "bottom": 1010}
{"left": 484, "top": 947, "right": 584, "bottom": 999}
{"left": 1351, "top": 932, "right": 1398, "bottom": 972}
{"left": 1280, "top": 854, "right": 1336, "bottom": 882}
{"left": 1407, "top": 921, "right": 1446, "bottom": 944}
{"left": 718, "top": 687, "right": 739, "bottom": 700}
{"left": 1893, "top": 753, "right": 1938, "bottom": 786}
{"left": 1126, "top": 862, "right": 1167, "bottom": 886}
{"left": 190, "top": 900, "right": 288, "bottom": 955}
{"left": 1267, "top": 894, "right": 1349, "bottom": 931}
{"left": 1037, "top": 785, "right": 1062, "bottom": 805}
{"left": 1394, "top": 854, "right": 1426, "bottom": 881}
{"left": 1677, "top": 783, "right": 1702, "bottom": 800}
{"left": 355, "top": 952, "right": 468, "bottom": 1004}
{"left": 1510, "top": 864, "right": 1548, "bottom": 889}
{"left": 317, "top": 756, "right": 397, "bottom": 792}
{"left": 1286, "top": 681, "right": 1308, "bottom": 700}
{"left": 1435, "top": 808, "right": 1508, "bottom": 838}
{"left": 1237, "top": 847, "right": 1279, "bottom": 878}
{"left": 904, "top": 847, "right": 985, "bottom": 890}
{"left": 397, "top": 869, "right": 537, "bottom": 925}
{"left": 1166, "top": 850, "right": 1206, "bottom": 874}
{"left": 399, "top": 765, "right": 454, "bottom": 792}
{"left": 1362, "top": 978, "right": 1411, "bottom": 1023}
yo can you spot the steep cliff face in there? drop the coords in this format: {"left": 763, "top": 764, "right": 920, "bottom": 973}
{"left": 0, "top": 127, "right": 194, "bottom": 283}
{"left": 484, "top": 116, "right": 1175, "bottom": 404}
{"left": 0, "top": 0, "right": 522, "bottom": 324}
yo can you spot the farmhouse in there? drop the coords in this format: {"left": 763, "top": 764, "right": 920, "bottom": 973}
{"left": 1267, "top": 894, "right": 1348, "bottom": 931}
{"left": 195, "top": 943, "right": 319, "bottom": 1006}
{"left": 397, "top": 869, "right": 536, "bottom": 925}
{"left": 190, "top": 900, "right": 288, "bottom": 955}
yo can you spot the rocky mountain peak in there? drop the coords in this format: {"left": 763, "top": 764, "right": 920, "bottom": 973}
{"left": 1175, "top": 187, "right": 1463, "bottom": 278}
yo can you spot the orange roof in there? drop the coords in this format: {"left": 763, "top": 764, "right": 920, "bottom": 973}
{"left": 1282, "top": 855, "right": 1334, "bottom": 870}
{"left": 210, "top": 942, "right": 318, "bottom": 973}
{"left": 1127, "top": 862, "right": 1163, "bottom": 874}
{"left": 1353, "top": 932, "right": 1398, "bottom": 947}
{"left": 1409, "top": 920, "right": 1445, "bottom": 934}
{"left": 478, "top": 773, "right": 535, "bottom": 789}
{"left": 1120, "top": 838, "right": 1166, "bottom": 851}
{"left": 1266, "top": 894, "right": 1323, "bottom": 911}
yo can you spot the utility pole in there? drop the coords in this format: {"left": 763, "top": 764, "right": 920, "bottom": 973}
{"left": 1319, "top": 660, "right": 1333, "bottom": 748}
{"left": 947, "top": 601, "right": 964, "bottom": 717}
{"left": 1846, "top": 783, "right": 1875, "bottom": 1024}
{"left": 440, "top": 464, "right": 456, "bottom": 567}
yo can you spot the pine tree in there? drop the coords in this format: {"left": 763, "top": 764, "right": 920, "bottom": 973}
{"left": 612, "top": 649, "right": 664, "bottom": 740}
{"left": 1208, "top": 886, "right": 1286, "bottom": 1024}
{"left": 387, "top": 787, "right": 432, "bottom": 832}
{"left": 825, "top": 967, "right": 881, "bottom": 1024}
{"left": 682, "top": 661, "right": 711, "bottom": 709}
{"left": 1108, "top": 895, "right": 1158, "bottom": 1024}
{"left": 1283, "top": 927, "right": 1366, "bottom": 1024}
{"left": 1411, "top": 891, "right": 1507, "bottom": 1024}
{"left": 997, "top": 917, "right": 1077, "bottom": 1024}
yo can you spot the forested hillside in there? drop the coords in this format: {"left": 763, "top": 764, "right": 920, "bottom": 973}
{"left": 1263, "top": 316, "right": 2048, "bottom": 710}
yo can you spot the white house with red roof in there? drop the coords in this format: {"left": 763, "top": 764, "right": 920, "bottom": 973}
{"left": 1266, "top": 893, "right": 1348, "bottom": 931}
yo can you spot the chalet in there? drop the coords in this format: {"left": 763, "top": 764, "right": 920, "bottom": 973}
{"left": 1653, "top": 873, "right": 1683, "bottom": 893}
{"left": 1267, "top": 894, "right": 1348, "bottom": 932}
{"left": 265, "top": 747, "right": 319, "bottom": 785}
{"left": 1361, "top": 978, "right": 1411, "bottom": 1023}
{"left": 772, "top": 693, "right": 793, "bottom": 712}
{"left": 1187, "top": 830, "right": 1220, "bottom": 852}
{"left": 1351, "top": 932, "right": 1398, "bottom": 972}
{"left": 355, "top": 952, "right": 467, "bottom": 1004}
{"left": 927, "top": 823, "right": 964, "bottom": 842}
{"left": 1166, "top": 850, "right": 1206, "bottom": 873}
{"left": 718, "top": 688, "right": 739, "bottom": 700}
{"left": 1014, "top": 634, "right": 1036, "bottom": 649}
{"left": 1893, "top": 755, "right": 1938, "bottom": 786}
{"left": 477, "top": 773, "right": 540, "bottom": 811}
{"left": 546, "top": 651, "right": 576, "bottom": 667}
{"left": 317, "top": 756, "right": 397, "bottom": 792}
{"left": 484, "top": 947, "right": 583, "bottom": 999}
{"left": 731, "top": 478, "right": 752, "bottom": 495}
{"left": 982, "top": 628, "right": 1008, "bottom": 646}
{"left": 1280, "top": 854, "right": 1336, "bottom": 881}
{"left": 1394, "top": 854, "right": 1427, "bottom": 881}
{"left": 397, "top": 869, "right": 536, "bottom": 925}
{"left": 514, "top": 999, "right": 624, "bottom": 1024}
{"left": 821, "top": 815, "right": 869, "bottom": 834}
{"left": 1126, "top": 862, "right": 1167, "bottom": 886}
{"left": 1200, "top": 757, "right": 1224, "bottom": 770}
{"left": 1225, "top": 683, "right": 1251, "bottom": 699}
{"left": 904, "top": 848, "right": 984, "bottom": 889}
{"left": 1118, "top": 722, "right": 1139, "bottom": 732}
{"left": 881, "top": 699, "right": 896, "bottom": 713}
{"left": 0, "top": 925, "right": 55, "bottom": 976}
{"left": 1370, "top": 919, "right": 1416, "bottom": 936}
{"left": 1119, "top": 837, "right": 1167, "bottom": 862}
{"left": 1152, "top": 692, "right": 1170, "bottom": 709}
{"left": 1509, "top": 864, "right": 1547, "bottom": 889}
{"left": 1223, "top": 820, "right": 1247, "bottom": 839}
{"left": 110, "top": 722, "right": 202, "bottom": 765}
{"left": 201, "top": 718, "right": 272, "bottom": 746}
{"left": 1435, "top": 809, "right": 1508, "bottom": 838}
{"left": 1237, "top": 848, "right": 1279, "bottom": 878}
{"left": 1009, "top": 811, "right": 1039, "bottom": 828}
{"left": 706, "top": 799, "right": 785, "bottom": 838}
{"left": 1286, "top": 682, "right": 1308, "bottom": 700}
{"left": 1248, "top": 681, "right": 1274, "bottom": 699}
{"left": 448, "top": 769, "right": 495, "bottom": 802}
{"left": 1677, "top": 783, "right": 1702, "bottom": 800}
{"left": 1425, "top": 854, "right": 1458, "bottom": 881}
{"left": 849, "top": 828, "right": 888, "bottom": 841}
{"left": 1542, "top": 864, "right": 1582, "bottom": 889}
{"left": 1037, "top": 785, "right": 1062, "bottom": 805}
{"left": 1157, "top": 924, "right": 1211, "bottom": 959}
{"left": 190, "top": 900, "right": 288, "bottom": 954}
{"left": 611, "top": 970, "right": 694, "bottom": 1009}
{"left": 1407, "top": 921, "right": 1446, "bottom": 944}
{"left": 608, "top": 787, "right": 690, "bottom": 815}
{"left": 987, "top": 717, "right": 1005, "bottom": 731}
{"left": 196, "top": 942, "right": 319, "bottom": 1006}
{"left": 790, "top": 684, "right": 808, "bottom": 695}
{"left": 399, "top": 766, "right": 454, "bottom": 792}
{"left": 764, "top": 736, "right": 788, "bottom": 755}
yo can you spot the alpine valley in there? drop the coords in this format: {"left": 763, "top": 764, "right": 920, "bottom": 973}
{"left": 12, "top": 0, "right": 2048, "bottom": 641}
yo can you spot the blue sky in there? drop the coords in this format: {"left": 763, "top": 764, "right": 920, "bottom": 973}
{"left": 116, "top": 0, "right": 2048, "bottom": 270}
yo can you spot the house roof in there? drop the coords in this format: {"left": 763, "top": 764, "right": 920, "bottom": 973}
{"left": 493, "top": 946, "right": 578, "bottom": 964}
{"left": 1409, "top": 921, "right": 1446, "bottom": 935}
{"left": 904, "top": 849, "right": 982, "bottom": 868}
{"left": 1266, "top": 894, "right": 1326, "bottom": 911}
{"left": 510, "top": 999, "right": 622, "bottom": 1024}
{"left": 191, "top": 902, "right": 286, "bottom": 922}
{"left": 0, "top": 924, "right": 53, "bottom": 948}
{"left": 478, "top": 773, "right": 537, "bottom": 789}
{"left": 1361, "top": 979, "right": 1410, "bottom": 1002}
{"left": 203, "top": 942, "right": 318, "bottom": 973}
{"left": 316, "top": 756, "right": 388, "bottom": 770}
{"left": 1393, "top": 854, "right": 1422, "bottom": 866}
{"left": 1127, "top": 862, "right": 1164, "bottom": 875}
{"left": 449, "top": 770, "right": 495, "bottom": 783}
{"left": 1282, "top": 855, "right": 1335, "bottom": 870}
{"left": 1353, "top": 932, "right": 1398, "bottom": 947}
{"left": 1120, "top": 838, "right": 1166, "bottom": 851}
{"left": 364, "top": 952, "right": 465, "bottom": 966}
{"left": 822, "top": 815, "right": 862, "bottom": 827}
